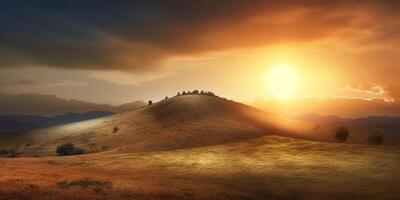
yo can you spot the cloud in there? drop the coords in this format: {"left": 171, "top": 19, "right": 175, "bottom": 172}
{"left": 0, "top": 1, "right": 398, "bottom": 71}
{"left": 385, "top": 86, "right": 400, "bottom": 101}
{"left": 0, "top": 75, "right": 86, "bottom": 90}
{"left": 87, "top": 70, "right": 173, "bottom": 85}
{"left": 340, "top": 85, "right": 386, "bottom": 95}
{"left": 337, "top": 85, "right": 394, "bottom": 102}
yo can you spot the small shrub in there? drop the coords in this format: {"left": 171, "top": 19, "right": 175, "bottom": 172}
{"left": 112, "top": 126, "right": 119, "bottom": 133}
{"left": 335, "top": 126, "right": 349, "bottom": 142}
{"left": 56, "top": 142, "right": 84, "bottom": 156}
{"left": 57, "top": 178, "right": 112, "bottom": 190}
{"left": 148, "top": 100, "right": 152, "bottom": 105}
{"left": 0, "top": 150, "right": 6, "bottom": 155}
{"left": 368, "top": 130, "right": 384, "bottom": 145}
{"left": 0, "top": 149, "right": 19, "bottom": 157}
{"left": 7, "top": 150, "right": 19, "bottom": 158}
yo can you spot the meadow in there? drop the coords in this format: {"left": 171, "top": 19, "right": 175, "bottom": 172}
{"left": 1, "top": 135, "right": 399, "bottom": 200}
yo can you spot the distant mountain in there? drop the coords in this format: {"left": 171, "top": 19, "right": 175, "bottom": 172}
{"left": 252, "top": 98, "right": 400, "bottom": 118}
{"left": 297, "top": 113, "right": 351, "bottom": 124}
{"left": 114, "top": 101, "right": 147, "bottom": 113}
{"left": 0, "top": 111, "right": 114, "bottom": 133}
{"left": 0, "top": 93, "right": 146, "bottom": 116}
{"left": 298, "top": 113, "right": 400, "bottom": 134}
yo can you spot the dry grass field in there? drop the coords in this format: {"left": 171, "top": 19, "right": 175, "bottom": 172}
{"left": 1, "top": 96, "right": 399, "bottom": 200}
{"left": 1, "top": 136, "right": 400, "bottom": 200}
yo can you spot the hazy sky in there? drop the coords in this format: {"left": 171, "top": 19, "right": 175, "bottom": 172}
{"left": 0, "top": 1, "right": 399, "bottom": 107}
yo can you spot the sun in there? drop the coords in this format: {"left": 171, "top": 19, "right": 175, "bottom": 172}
{"left": 266, "top": 65, "right": 299, "bottom": 101}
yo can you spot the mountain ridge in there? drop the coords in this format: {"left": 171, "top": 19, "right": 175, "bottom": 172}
{"left": 298, "top": 113, "right": 400, "bottom": 134}
{"left": 0, "top": 93, "right": 146, "bottom": 116}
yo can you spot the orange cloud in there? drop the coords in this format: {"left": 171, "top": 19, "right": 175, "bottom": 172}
{"left": 0, "top": 1, "right": 398, "bottom": 72}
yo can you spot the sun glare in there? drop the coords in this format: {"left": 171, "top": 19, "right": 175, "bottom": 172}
{"left": 267, "top": 65, "right": 299, "bottom": 101}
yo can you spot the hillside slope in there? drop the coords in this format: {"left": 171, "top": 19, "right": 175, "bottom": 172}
{"left": 0, "top": 95, "right": 336, "bottom": 156}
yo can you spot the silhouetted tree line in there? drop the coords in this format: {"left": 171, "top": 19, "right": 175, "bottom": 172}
{"left": 176, "top": 90, "right": 217, "bottom": 97}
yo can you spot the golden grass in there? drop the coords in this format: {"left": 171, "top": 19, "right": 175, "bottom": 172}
{"left": 1, "top": 135, "right": 399, "bottom": 200}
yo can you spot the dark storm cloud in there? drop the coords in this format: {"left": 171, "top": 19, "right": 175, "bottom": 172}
{"left": 1, "top": 0, "right": 398, "bottom": 71}
{"left": 0, "top": 0, "right": 398, "bottom": 70}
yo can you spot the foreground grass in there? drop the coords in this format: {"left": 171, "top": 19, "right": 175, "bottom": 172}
{"left": 1, "top": 135, "right": 399, "bottom": 200}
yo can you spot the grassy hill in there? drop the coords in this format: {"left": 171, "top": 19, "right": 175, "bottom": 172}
{"left": 0, "top": 95, "right": 335, "bottom": 157}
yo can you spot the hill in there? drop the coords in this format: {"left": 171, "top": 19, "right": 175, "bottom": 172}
{"left": 0, "top": 93, "right": 146, "bottom": 116}
{"left": 0, "top": 111, "right": 114, "bottom": 133}
{"left": 298, "top": 113, "right": 400, "bottom": 134}
{"left": 0, "top": 95, "right": 333, "bottom": 157}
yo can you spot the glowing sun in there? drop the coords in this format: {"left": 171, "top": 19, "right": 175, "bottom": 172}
{"left": 267, "top": 65, "right": 299, "bottom": 101}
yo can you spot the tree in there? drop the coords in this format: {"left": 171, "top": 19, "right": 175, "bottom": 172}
{"left": 335, "top": 126, "right": 349, "bottom": 142}
{"left": 193, "top": 90, "right": 199, "bottom": 94}
{"left": 56, "top": 143, "right": 84, "bottom": 156}
{"left": 368, "top": 130, "right": 384, "bottom": 145}
{"left": 148, "top": 100, "right": 152, "bottom": 105}
{"left": 165, "top": 96, "right": 168, "bottom": 100}
{"left": 182, "top": 91, "right": 186, "bottom": 95}
{"left": 200, "top": 90, "right": 204, "bottom": 94}
{"left": 177, "top": 92, "right": 180, "bottom": 96}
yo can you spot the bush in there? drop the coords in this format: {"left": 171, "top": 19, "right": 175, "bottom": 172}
{"left": 112, "top": 126, "right": 119, "bottom": 133}
{"left": 368, "top": 130, "right": 384, "bottom": 145}
{"left": 0, "top": 149, "right": 19, "bottom": 157}
{"left": 335, "top": 126, "right": 349, "bottom": 142}
{"left": 7, "top": 150, "right": 19, "bottom": 158}
{"left": 56, "top": 143, "right": 84, "bottom": 156}
{"left": 148, "top": 100, "right": 152, "bottom": 105}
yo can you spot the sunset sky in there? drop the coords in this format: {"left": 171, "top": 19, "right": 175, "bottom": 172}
{"left": 1, "top": 1, "right": 400, "bottom": 116}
